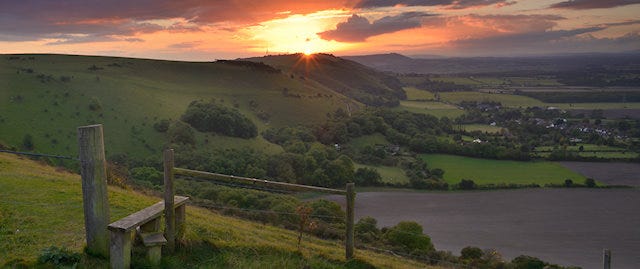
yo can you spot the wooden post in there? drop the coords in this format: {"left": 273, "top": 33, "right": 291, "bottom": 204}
{"left": 78, "top": 124, "right": 110, "bottom": 257}
{"left": 109, "top": 230, "right": 132, "bottom": 269}
{"left": 163, "top": 149, "right": 176, "bottom": 253}
{"left": 176, "top": 204, "right": 186, "bottom": 240}
{"left": 603, "top": 249, "right": 611, "bottom": 269}
{"left": 345, "top": 183, "right": 355, "bottom": 260}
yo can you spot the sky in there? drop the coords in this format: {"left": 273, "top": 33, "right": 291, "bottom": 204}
{"left": 1, "top": 0, "right": 639, "bottom": 60}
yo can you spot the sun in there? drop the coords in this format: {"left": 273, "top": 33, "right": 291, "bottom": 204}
{"left": 304, "top": 47, "right": 313, "bottom": 56}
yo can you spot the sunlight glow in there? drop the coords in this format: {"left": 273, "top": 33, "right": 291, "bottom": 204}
{"left": 245, "top": 9, "right": 354, "bottom": 54}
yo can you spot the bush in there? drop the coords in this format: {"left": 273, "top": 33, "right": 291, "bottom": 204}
{"left": 383, "top": 221, "right": 434, "bottom": 256}
{"left": 88, "top": 97, "right": 102, "bottom": 111}
{"left": 22, "top": 134, "right": 34, "bottom": 150}
{"left": 130, "top": 166, "right": 163, "bottom": 185}
{"left": 584, "top": 178, "right": 596, "bottom": 188}
{"left": 168, "top": 121, "right": 196, "bottom": 145}
{"left": 354, "top": 167, "right": 382, "bottom": 186}
{"left": 153, "top": 119, "right": 170, "bottom": 132}
{"left": 458, "top": 179, "right": 477, "bottom": 190}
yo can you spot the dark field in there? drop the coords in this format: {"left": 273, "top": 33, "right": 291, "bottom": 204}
{"left": 325, "top": 189, "right": 640, "bottom": 268}
{"left": 569, "top": 109, "right": 640, "bottom": 119}
{"left": 559, "top": 162, "right": 640, "bottom": 187}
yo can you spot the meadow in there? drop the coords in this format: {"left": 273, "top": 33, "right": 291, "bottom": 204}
{"left": 0, "top": 54, "right": 356, "bottom": 159}
{"left": 421, "top": 154, "right": 586, "bottom": 185}
{"left": 461, "top": 124, "right": 503, "bottom": 134}
{"left": 0, "top": 152, "right": 431, "bottom": 268}
{"left": 354, "top": 163, "right": 410, "bottom": 185}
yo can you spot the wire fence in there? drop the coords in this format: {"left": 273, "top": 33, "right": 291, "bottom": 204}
{"left": 177, "top": 175, "right": 297, "bottom": 194}
{"left": 0, "top": 149, "right": 78, "bottom": 161}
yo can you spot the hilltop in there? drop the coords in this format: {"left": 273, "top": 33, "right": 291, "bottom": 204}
{"left": 0, "top": 54, "right": 379, "bottom": 159}
{"left": 0, "top": 152, "right": 433, "bottom": 268}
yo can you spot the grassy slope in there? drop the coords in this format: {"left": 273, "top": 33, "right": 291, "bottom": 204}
{"left": 421, "top": 154, "right": 586, "bottom": 185}
{"left": 0, "top": 153, "right": 434, "bottom": 268}
{"left": 0, "top": 54, "right": 357, "bottom": 159}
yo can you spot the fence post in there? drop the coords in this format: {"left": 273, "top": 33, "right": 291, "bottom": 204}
{"left": 603, "top": 249, "right": 611, "bottom": 269}
{"left": 163, "top": 149, "right": 176, "bottom": 253}
{"left": 345, "top": 183, "right": 355, "bottom": 260}
{"left": 77, "top": 124, "right": 110, "bottom": 257}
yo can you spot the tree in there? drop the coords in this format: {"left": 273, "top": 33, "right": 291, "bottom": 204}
{"left": 460, "top": 246, "right": 483, "bottom": 260}
{"left": 153, "top": 119, "right": 170, "bottom": 132}
{"left": 355, "top": 217, "right": 381, "bottom": 243}
{"left": 22, "top": 134, "right": 34, "bottom": 150}
{"left": 354, "top": 167, "right": 382, "bottom": 186}
{"left": 168, "top": 121, "right": 196, "bottom": 145}
{"left": 564, "top": 179, "right": 573, "bottom": 188}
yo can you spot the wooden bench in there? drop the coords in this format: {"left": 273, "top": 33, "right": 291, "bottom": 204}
{"left": 108, "top": 196, "right": 189, "bottom": 269}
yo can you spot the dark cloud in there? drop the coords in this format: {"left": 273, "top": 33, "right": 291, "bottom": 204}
{"left": 354, "top": 0, "right": 514, "bottom": 9}
{"left": 550, "top": 0, "right": 640, "bottom": 9}
{"left": 0, "top": 0, "right": 348, "bottom": 43}
{"left": 319, "top": 12, "right": 433, "bottom": 42}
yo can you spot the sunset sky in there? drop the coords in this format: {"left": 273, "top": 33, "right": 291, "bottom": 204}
{"left": 1, "top": 0, "right": 639, "bottom": 60}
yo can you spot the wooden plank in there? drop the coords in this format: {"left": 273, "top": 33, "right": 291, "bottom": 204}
{"left": 141, "top": 232, "right": 167, "bottom": 247}
{"left": 78, "top": 124, "right": 110, "bottom": 257}
{"left": 109, "top": 230, "right": 132, "bottom": 269}
{"left": 108, "top": 196, "right": 189, "bottom": 232}
{"left": 173, "top": 167, "right": 346, "bottom": 195}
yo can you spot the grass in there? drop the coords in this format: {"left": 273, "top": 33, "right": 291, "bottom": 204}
{"left": 461, "top": 124, "right": 504, "bottom": 134}
{"left": 355, "top": 163, "right": 410, "bottom": 185}
{"left": 421, "top": 154, "right": 586, "bottom": 185}
{"left": 0, "top": 54, "right": 355, "bottom": 160}
{"left": 0, "top": 152, "right": 435, "bottom": 268}
{"left": 403, "top": 87, "right": 435, "bottom": 100}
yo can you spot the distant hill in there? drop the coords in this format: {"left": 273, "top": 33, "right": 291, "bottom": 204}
{"left": 343, "top": 52, "right": 640, "bottom": 75}
{"left": 0, "top": 54, "right": 363, "bottom": 159}
{"left": 243, "top": 53, "right": 406, "bottom": 106}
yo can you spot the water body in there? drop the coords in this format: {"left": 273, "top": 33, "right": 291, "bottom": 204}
{"left": 325, "top": 188, "right": 640, "bottom": 268}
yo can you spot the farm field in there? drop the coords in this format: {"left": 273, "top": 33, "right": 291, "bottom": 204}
{"left": 403, "top": 87, "right": 435, "bottom": 100}
{"left": 395, "top": 101, "right": 464, "bottom": 118}
{"left": 325, "top": 188, "right": 640, "bottom": 269}
{"left": 461, "top": 124, "right": 503, "bottom": 133}
{"left": 438, "top": 91, "right": 545, "bottom": 107}
{"left": 568, "top": 109, "right": 640, "bottom": 119}
{"left": 559, "top": 161, "right": 640, "bottom": 186}
{"left": 355, "top": 163, "right": 410, "bottom": 184}
{"left": 347, "top": 133, "right": 389, "bottom": 149}
{"left": 421, "top": 154, "right": 586, "bottom": 185}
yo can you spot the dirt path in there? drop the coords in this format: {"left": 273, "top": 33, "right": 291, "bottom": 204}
{"left": 325, "top": 188, "right": 640, "bottom": 269}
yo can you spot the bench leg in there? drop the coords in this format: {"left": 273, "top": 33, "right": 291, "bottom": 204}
{"left": 176, "top": 204, "right": 186, "bottom": 240}
{"left": 110, "top": 230, "right": 132, "bottom": 269}
{"left": 147, "top": 245, "right": 162, "bottom": 266}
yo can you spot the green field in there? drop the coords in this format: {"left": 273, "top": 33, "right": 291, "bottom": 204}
{"left": 395, "top": 101, "right": 464, "bottom": 118}
{"left": 347, "top": 133, "right": 389, "bottom": 149}
{"left": 0, "top": 54, "right": 361, "bottom": 159}
{"left": 403, "top": 87, "right": 435, "bottom": 100}
{"left": 355, "top": 163, "right": 410, "bottom": 184}
{"left": 439, "top": 91, "right": 545, "bottom": 107}
{"left": 421, "top": 154, "right": 586, "bottom": 185}
{"left": 0, "top": 153, "right": 431, "bottom": 268}
{"left": 461, "top": 124, "right": 504, "bottom": 134}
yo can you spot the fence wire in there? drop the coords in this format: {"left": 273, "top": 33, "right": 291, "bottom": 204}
{"left": 0, "top": 149, "right": 78, "bottom": 161}
{"left": 177, "top": 175, "right": 298, "bottom": 194}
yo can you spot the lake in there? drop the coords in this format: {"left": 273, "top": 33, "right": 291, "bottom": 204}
{"left": 325, "top": 188, "right": 640, "bottom": 268}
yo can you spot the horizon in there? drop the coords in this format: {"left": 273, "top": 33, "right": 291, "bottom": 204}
{"left": 1, "top": 1, "right": 639, "bottom": 61}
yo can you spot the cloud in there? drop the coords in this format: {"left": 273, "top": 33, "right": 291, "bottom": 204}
{"left": 319, "top": 12, "right": 433, "bottom": 42}
{"left": 550, "top": 0, "right": 640, "bottom": 10}
{"left": 0, "top": 0, "right": 349, "bottom": 43}
{"left": 354, "top": 0, "right": 515, "bottom": 9}
{"left": 168, "top": 41, "right": 203, "bottom": 49}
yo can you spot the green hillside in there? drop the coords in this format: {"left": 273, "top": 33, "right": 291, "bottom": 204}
{"left": 244, "top": 54, "right": 406, "bottom": 107}
{"left": 0, "top": 152, "right": 433, "bottom": 268}
{"left": 0, "top": 54, "right": 360, "bottom": 159}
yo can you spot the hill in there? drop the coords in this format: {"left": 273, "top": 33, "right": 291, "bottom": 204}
{"left": 0, "top": 54, "right": 363, "bottom": 159}
{"left": 243, "top": 54, "right": 406, "bottom": 106}
{"left": 0, "top": 152, "right": 433, "bottom": 268}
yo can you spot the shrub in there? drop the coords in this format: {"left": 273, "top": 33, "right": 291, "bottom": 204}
{"left": 458, "top": 179, "right": 477, "bottom": 190}
{"left": 22, "top": 134, "right": 34, "bottom": 150}
{"left": 38, "top": 246, "right": 81, "bottom": 266}
{"left": 383, "top": 221, "right": 434, "bottom": 256}
{"left": 584, "top": 178, "right": 596, "bottom": 188}
{"left": 168, "top": 121, "right": 196, "bottom": 145}
{"left": 153, "top": 119, "right": 170, "bottom": 132}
